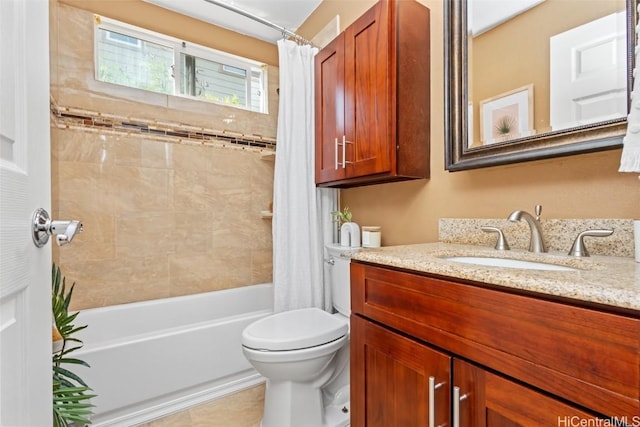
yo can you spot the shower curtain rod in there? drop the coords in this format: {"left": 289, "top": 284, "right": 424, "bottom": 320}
{"left": 203, "top": 0, "right": 316, "bottom": 47}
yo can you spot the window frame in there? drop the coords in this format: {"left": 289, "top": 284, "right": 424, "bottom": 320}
{"left": 93, "top": 16, "right": 268, "bottom": 113}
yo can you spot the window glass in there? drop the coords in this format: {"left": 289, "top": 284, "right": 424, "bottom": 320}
{"left": 94, "top": 18, "right": 268, "bottom": 113}
{"left": 182, "top": 54, "right": 247, "bottom": 106}
{"left": 96, "top": 28, "right": 174, "bottom": 95}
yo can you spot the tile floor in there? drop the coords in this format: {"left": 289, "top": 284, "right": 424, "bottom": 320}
{"left": 138, "top": 384, "right": 265, "bottom": 427}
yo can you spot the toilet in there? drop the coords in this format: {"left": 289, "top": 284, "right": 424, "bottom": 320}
{"left": 241, "top": 244, "right": 356, "bottom": 427}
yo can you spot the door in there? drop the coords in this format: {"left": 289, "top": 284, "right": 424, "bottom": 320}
{"left": 453, "top": 359, "right": 600, "bottom": 426}
{"left": 550, "top": 11, "right": 627, "bottom": 130}
{"left": 344, "top": 2, "right": 392, "bottom": 178}
{"left": 0, "top": 0, "right": 52, "bottom": 425}
{"left": 351, "top": 315, "right": 450, "bottom": 427}
{"left": 315, "top": 33, "right": 346, "bottom": 184}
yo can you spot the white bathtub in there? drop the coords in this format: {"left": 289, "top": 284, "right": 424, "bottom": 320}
{"left": 74, "top": 283, "right": 273, "bottom": 426}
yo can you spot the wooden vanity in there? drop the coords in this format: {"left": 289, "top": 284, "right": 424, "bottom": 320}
{"left": 350, "top": 245, "right": 640, "bottom": 425}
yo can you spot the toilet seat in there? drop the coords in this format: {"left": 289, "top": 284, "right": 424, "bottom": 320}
{"left": 242, "top": 307, "right": 348, "bottom": 351}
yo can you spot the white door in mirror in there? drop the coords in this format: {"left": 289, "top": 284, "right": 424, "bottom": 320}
{"left": 550, "top": 11, "right": 627, "bottom": 131}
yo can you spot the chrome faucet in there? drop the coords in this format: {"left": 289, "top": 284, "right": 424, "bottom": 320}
{"left": 507, "top": 205, "right": 547, "bottom": 253}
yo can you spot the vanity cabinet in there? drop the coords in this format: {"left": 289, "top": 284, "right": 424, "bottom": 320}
{"left": 454, "top": 359, "right": 598, "bottom": 425}
{"left": 314, "top": 0, "right": 430, "bottom": 188}
{"left": 351, "top": 262, "right": 640, "bottom": 425}
{"left": 351, "top": 315, "right": 450, "bottom": 426}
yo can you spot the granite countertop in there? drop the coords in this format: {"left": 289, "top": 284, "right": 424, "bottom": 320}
{"left": 350, "top": 242, "right": 640, "bottom": 312}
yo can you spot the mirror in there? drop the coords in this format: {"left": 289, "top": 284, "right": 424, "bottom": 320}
{"left": 445, "top": 0, "right": 636, "bottom": 171}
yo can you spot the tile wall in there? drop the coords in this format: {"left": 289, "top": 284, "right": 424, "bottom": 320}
{"left": 50, "top": 2, "right": 278, "bottom": 310}
{"left": 52, "top": 125, "right": 274, "bottom": 310}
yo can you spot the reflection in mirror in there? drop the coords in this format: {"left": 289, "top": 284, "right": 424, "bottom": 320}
{"left": 445, "top": 0, "right": 636, "bottom": 171}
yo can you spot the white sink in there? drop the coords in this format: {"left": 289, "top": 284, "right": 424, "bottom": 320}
{"left": 442, "top": 256, "right": 577, "bottom": 271}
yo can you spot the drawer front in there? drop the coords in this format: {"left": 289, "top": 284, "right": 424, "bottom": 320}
{"left": 351, "top": 263, "right": 640, "bottom": 417}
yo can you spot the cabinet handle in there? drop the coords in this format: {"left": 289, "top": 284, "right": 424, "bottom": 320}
{"left": 428, "top": 376, "right": 444, "bottom": 427}
{"left": 342, "top": 135, "right": 347, "bottom": 168}
{"left": 452, "top": 386, "right": 469, "bottom": 427}
{"left": 342, "top": 135, "right": 353, "bottom": 168}
{"left": 334, "top": 137, "right": 339, "bottom": 170}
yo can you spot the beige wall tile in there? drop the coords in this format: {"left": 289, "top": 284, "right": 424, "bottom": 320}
{"left": 57, "top": 161, "right": 114, "bottom": 213}
{"left": 64, "top": 256, "right": 171, "bottom": 310}
{"left": 111, "top": 165, "right": 173, "bottom": 213}
{"left": 52, "top": 128, "right": 114, "bottom": 164}
{"left": 54, "top": 127, "right": 274, "bottom": 310}
{"left": 251, "top": 248, "right": 274, "bottom": 285}
{"left": 57, "top": 209, "right": 115, "bottom": 262}
{"left": 111, "top": 138, "right": 175, "bottom": 169}
{"left": 172, "top": 211, "right": 214, "bottom": 254}
{"left": 116, "top": 212, "right": 175, "bottom": 259}
{"left": 168, "top": 251, "right": 253, "bottom": 297}
{"left": 51, "top": 1, "right": 274, "bottom": 309}
{"left": 173, "top": 143, "right": 214, "bottom": 172}
{"left": 172, "top": 168, "right": 216, "bottom": 211}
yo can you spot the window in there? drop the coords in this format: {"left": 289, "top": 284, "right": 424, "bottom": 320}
{"left": 94, "top": 17, "right": 268, "bottom": 113}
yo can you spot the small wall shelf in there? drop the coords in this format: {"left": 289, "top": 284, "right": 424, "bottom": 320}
{"left": 261, "top": 151, "right": 275, "bottom": 161}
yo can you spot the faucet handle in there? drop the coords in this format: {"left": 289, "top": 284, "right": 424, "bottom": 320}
{"left": 481, "top": 226, "right": 510, "bottom": 251}
{"left": 535, "top": 204, "right": 542, "bottom": 220}
{"left": 568, "top": 229, "right": 614, "bottom": 257}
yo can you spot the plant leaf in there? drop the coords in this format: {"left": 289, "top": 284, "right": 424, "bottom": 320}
{"left": 51, "top": 263, "right": 95, "bottom": 425}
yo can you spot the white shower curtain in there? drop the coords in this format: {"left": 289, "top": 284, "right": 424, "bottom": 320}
{"left": 272, "top": 39, "right": 337, "bottom": 313}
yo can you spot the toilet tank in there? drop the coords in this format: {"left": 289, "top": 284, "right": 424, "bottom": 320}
{"left": 326, "top": 244, "right": 360, "bottom": 316}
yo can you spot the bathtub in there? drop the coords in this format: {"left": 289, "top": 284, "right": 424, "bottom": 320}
{"left": 74, "top": 283, "right": 273, "bottom": 426}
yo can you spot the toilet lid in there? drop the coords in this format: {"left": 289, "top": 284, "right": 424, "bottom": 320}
{"left": 242, "top": 307, "right": 348, "bottom": 351}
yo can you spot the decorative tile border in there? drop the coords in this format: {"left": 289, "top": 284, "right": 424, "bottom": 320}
{"left": 439, "top": 218, "right": 635, "bottom": 258}
{"left": 50, "top": 97, "right": 277, "bottom": 154}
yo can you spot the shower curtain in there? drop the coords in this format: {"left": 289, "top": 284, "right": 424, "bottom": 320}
{"left": 272, "top": 39, "right": 337, "bottom": 313}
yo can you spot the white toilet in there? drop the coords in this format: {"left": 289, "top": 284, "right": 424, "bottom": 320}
{"left": 241, "top": 244, "right": 355, "bottom": 427}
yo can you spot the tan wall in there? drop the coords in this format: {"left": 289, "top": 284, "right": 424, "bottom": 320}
{"left": 50, "top": 1, "right": 276, "bottom": 310}
{"left": 299, "top": 0, "right": 640, "bottom": 247}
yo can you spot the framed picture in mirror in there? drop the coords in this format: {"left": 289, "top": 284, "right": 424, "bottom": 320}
{"left": 479, "top": 84, "right": 534, "bottom": 145}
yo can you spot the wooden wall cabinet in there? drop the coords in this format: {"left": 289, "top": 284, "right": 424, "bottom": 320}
{"left": 351, "top": 263, "right": 640, "bottom": 426}
{"left": 314, "top": 0, "right": 430, "bottom": 188}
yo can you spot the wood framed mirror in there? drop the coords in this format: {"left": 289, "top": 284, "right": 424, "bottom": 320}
{"left": 444, "top": 0, "right": 636, "bottom": 171}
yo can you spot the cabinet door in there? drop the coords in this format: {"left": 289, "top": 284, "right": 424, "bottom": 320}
{"left": 453, "top": 359, "right": 602, "bottom": 426}
{"left": 315, "top": 33, "right": 346, "bottom": 183}
{"left": 343, "top": 2, "right": 392, "bottom": 179}
{"left": 351, "top": 315, "right": 450, "bottom": 427}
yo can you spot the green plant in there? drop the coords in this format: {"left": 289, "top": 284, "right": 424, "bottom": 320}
{"left": 330, "top": 206, "right": 353, "bottom": 226}
{"left": 495, "top": 115, "right": 516, "bottom": 135}
{"left": 52, "top": 264, "right": 95, "bottom": 427}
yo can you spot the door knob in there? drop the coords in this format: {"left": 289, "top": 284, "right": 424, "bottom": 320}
{"left": 32, "top": 208, "right": 83, "bottom": 248}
